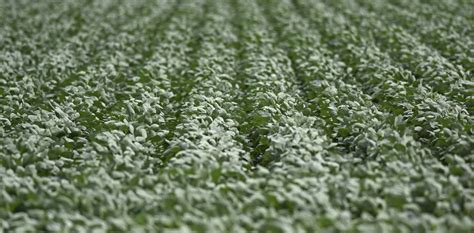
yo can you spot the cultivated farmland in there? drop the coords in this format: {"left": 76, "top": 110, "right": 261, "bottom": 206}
{"left": 0, "top": 0, "right": 473, "bottom": 232}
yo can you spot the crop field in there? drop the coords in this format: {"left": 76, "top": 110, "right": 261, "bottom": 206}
{"left": 0, "top": 0, "right": 473, "bottom": 232}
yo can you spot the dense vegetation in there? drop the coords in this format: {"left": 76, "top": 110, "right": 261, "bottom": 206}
{"left": 0, "top": 0, "right": 473, "bottom": 232}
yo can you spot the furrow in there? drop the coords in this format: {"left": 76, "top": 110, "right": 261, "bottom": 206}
{"left": 293, "top": 0, "right": 473, "bottom": 157}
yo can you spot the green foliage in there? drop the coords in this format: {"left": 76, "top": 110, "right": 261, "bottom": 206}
{"left": 0, "top": 0, "right": 473, "bottom": 232}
